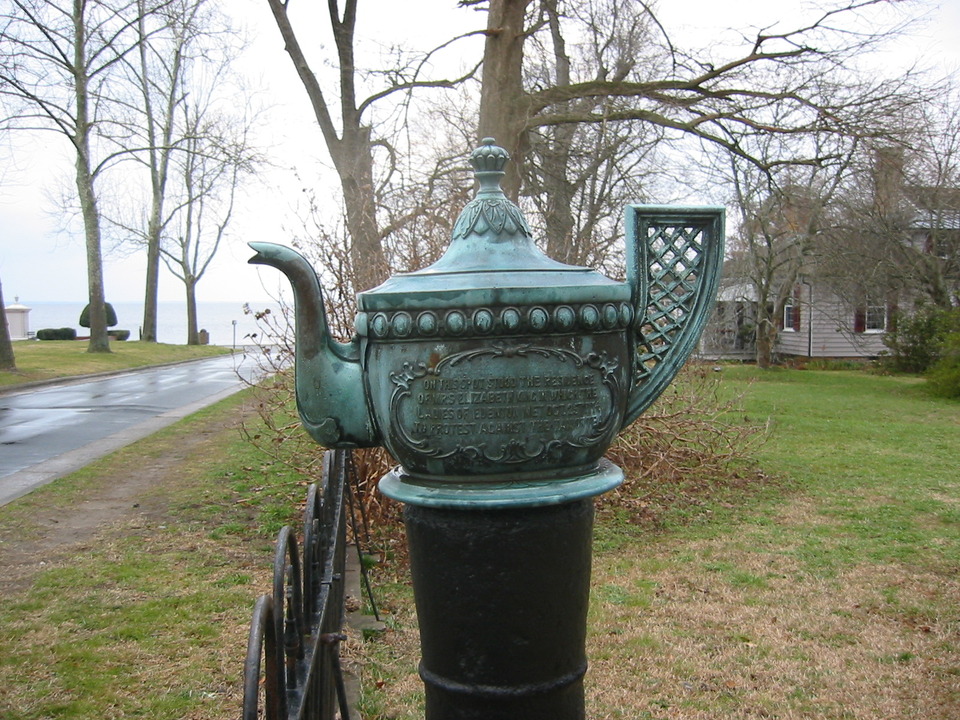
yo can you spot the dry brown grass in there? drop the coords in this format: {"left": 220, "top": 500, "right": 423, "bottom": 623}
{"left": 588, "top": 543, "right": 960, "bottom": 720}
{"left": 600, "top": 363, "right": 770, "bottom": 530}
{"left": 357, "top": 487, "right": 959, "bottom": 720}
{"left": 585, "top": 501, "right": 960, "bottom": 719}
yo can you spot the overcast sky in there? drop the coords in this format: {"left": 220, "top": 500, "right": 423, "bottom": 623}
{"left": 1, "top": 0, "right": 958, "bottom": 306}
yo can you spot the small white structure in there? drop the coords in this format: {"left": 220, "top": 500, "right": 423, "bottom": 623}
{"left": 3, "top": 297, "right": 31, "bottom": 340}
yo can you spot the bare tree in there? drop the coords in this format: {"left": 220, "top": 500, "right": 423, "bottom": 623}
{"left": 727, "top": 174, "right": 829, "bottom": 367}
{"left": 262, "top": 0, "right": 936, "bottom": 325}
{"left": 472, "top": 0, "right": 931, "bottom": 203}
{"left": 129, "top": 0, "right": 183, "bottom": 342}
{"left": 285, "top": 137, "right": 474, "bottom": 335}
{"left": 0, "top": 126, "right": 14, "bottom": 370}
{"left": 823, "top": 96, "right": 960, "bottom": 313}
{"left": 160, "top": 97, "right": 260, "bottom": 344}
{"left": 715, "top": 97, "right": 867, "bottom": 367}
{"left": 522, "top": 0, "right": 663, "bottom": 270}
{"left": 463, "top": 0, "right": 940, "bottom": 367}
{"left": 126, "top": 0, "right": 193, "bottom": 341}
{"left": 0, "top": 0, "right": 167, "bottom": 352}
{"left": 111, "top": 0, "right": 242, "bottom": 341}
{"left": 264, "top": 0, "right": 481, "bottom": 291}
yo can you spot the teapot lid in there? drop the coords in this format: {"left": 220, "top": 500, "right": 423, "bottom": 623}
{"left": 357, "top": 139, "right": 628, "bottom": 312}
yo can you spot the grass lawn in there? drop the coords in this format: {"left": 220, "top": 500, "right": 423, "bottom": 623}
{"left": 0, "top": 340, "right": 231, "bottom": 388}
{"left": 361, "top": 367, "right": 960, "bottom": 719}
{"left": 0, "top": 391, "right": 311, "bottom": 720}
{"left": 0, "top": 366, "right": 956, "bottom": 719}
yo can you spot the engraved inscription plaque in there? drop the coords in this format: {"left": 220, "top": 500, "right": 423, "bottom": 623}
{"left": 369, "top": 337, "right": 628, "bottom": 479}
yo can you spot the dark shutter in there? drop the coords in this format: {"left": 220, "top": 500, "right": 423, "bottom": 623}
{"left": 792, "top": 285, "right": 801, "bottom": 331}
{"left": 854, "top": 307, "right": 866, "bottom": 333}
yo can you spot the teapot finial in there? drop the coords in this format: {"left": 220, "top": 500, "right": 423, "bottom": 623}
{"left": 469, "top": 138, "right": 510, "bottom": 196}
{"left": 453, "top": 138, "right": 531, "bottom": 241}
{"left": 470, "top": 137, "right": 509, "bottom": 172}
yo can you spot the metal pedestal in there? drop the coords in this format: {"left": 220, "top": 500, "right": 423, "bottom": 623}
{"left": 404, "top": 498, "right": 594, "bottom": 720}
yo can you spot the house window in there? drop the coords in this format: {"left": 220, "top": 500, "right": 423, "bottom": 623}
{"left": 782, "top": 289, "right": 801, "bottom": 332}
{"left": 865, "top": 304, "right": 887, "bottom": 332}
{"left": 854, "top": 302, "right": 888, "bottom": 333}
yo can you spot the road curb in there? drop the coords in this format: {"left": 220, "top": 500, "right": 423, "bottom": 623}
{"left": 345, "top": 546, "right": 387, "bottom": 719}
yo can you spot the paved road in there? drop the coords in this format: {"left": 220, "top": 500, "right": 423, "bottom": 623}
{"left": 0, "top": 353, "right": 264, "bottom": 506}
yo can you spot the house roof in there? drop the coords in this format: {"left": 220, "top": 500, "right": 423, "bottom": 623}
{"left": 716, "top": 281, "right": 758, "bottom": 302}
{"left": 905, "top": 186, "right": 960, "bottom": 230}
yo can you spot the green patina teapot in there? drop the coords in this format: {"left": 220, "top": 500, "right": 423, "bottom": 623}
{"left": 250, "top": 139, "right": 723, "bottom": 506}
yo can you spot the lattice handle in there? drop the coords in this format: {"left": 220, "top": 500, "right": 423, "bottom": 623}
{"left": 622, "top": 206, "right": 725, "bottom": 428}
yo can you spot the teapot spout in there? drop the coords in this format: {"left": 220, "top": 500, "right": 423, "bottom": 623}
{"left": 248, "top": 242, "right": 378, "bottom": 447}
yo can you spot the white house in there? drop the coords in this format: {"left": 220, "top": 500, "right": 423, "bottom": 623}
{"left": 703, "top": 163, "right": 958, "bottom": 362}
{"left": 774, "top": 281, "right": 891, "bottom": 360}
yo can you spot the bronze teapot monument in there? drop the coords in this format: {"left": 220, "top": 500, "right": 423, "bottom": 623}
{"left": 250, "top": 139, "right": 723, "bottom": 719}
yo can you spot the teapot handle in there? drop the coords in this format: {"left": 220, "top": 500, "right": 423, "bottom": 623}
{"left": 622, "top": 205, "right": 726, "bottom": 428}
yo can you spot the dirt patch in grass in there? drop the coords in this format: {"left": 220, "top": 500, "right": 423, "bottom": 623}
{"left": 0, "top": 406, "right": 238, "bottom": 594}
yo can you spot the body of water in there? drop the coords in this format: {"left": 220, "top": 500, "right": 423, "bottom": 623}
{"left": 18, "top": 300, "right": 284, "bottom": 346}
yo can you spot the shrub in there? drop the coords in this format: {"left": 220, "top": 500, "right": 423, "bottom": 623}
{"left": 926, "top": 332, "right": 960, "bottom": 398}
{"left": 36, "top": 327, "right": 77, "bottom": 341}
{"left": 882, "top": 306, "right": 960, "bottom": 373}
{"left": 802, "top": 358, "right": 866, "bottom": 371}
{"left": 602, "top": 363, "right": 768, "bottom": 526}
{"left": 79, "top": 302, "right": 118, "bottom": 328}
{"left": 108, "top": 329, "right": 131, "bottom": 341}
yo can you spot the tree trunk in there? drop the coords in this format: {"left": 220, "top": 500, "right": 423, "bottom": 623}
{"left": 73, "top": 2, "right": 109, "bottom": 354}
{"left": 755, "top": 320, "right": 775, "bottom": 369}
{"left": 538, "top": 3, "right": 578, "bottom": 262}
{"left": 139, "top": 0, "right": 159, "bottom": 343}
{"left": 142, "top": 226, "right": 160, "bottom": 342}
{"left": 477, "top": 0, "right": 532, "bottom": 201}
{"left": 137, "top": 0, "right": 182, "bottom": 342}
{"left": 185, "top": 276, "right": 198, "bottom": 345}
{"left": 327, "top": 1, "right": 387, "bottom": 292}
{"left": 139, "top": 87, "right": 163, "bottom": 343}
{"left": 266, "top": 0, "right": 389, "bottom": 292}
{"left": 330, "top": 125, "right": 389, "bottom": 292}
{"left": 0, "top": 275, "right": 16, "bottom": 372}
{"left": 79, "top": 159, "right": 110, "bottom": 354}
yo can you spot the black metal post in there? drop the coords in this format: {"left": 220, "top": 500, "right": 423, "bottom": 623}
{"left": 404, "top": 498, "right": 594, "bottom": 720}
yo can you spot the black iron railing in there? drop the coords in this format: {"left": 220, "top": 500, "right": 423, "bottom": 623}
{"left": 243, "top": 449, "right": 352, "bottom": 720}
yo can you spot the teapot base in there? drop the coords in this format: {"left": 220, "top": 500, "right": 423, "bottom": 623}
{"left": 378, "top": 458, "right": 623, "bottom": 509}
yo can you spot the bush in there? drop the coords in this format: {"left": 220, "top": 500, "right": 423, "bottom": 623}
{"left": 602, "top": 363, "right": 768, "bottom": 526}
{"left": 108, "top": 329, "right": 131, "bottom": 341}
{"left": 36, "top": 327, "right": 77, "bottom": 341}
{"left": 802, "top": 358, "right": 866, "bottom": 371}
{"left": 926, "top": 332, "right": 960, "bottom": 398}
{"left": 882, "top": 306, "right": 960, "bottom": 373}
{"left": 79, "top": 302, "right": 118, "bottom": 328}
